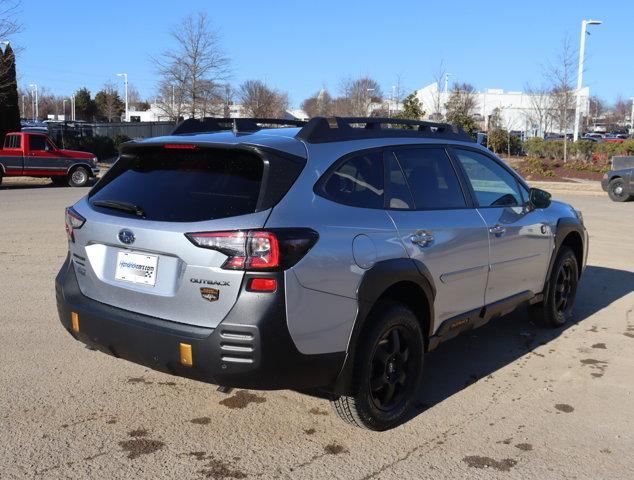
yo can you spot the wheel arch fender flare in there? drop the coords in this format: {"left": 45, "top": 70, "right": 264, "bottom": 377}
{"left": 330, "top": 258, "right": 435, "bottom": 395}
{"left": 546, "top": 217, "right": 586, "bottom": 285}
{"left": 66, "top": 162, "right": 94, "bottom": 176}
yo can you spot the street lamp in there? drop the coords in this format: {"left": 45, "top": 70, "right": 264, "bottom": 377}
{"left": 29, "top": 84, "right": 38, "bottom": 121}
{"left": 573, "top": 19, "right": 602, "bottom": 141}
{"left": 444, "top": 73, "right": 452, "bottom": 93}
{"left": 116, "top": 73, "right": 129, "bottom": 122}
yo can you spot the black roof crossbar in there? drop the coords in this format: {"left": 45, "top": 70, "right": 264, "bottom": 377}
{"left": 172, "top": 117, "right": 307, "bottom": 135}
{"left": 295, "top": 117, "right": 475, "bottom": 143}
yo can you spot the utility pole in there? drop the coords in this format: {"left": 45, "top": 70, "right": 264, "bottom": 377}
{"left": 573, "top": 19, "right": 602, "bottom": 141}
{"left": 117, "top": 73, "right": 129, "bottom": 122}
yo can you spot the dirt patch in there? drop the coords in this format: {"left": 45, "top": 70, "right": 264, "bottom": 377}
{"left": 463, "top": 455, "right": 517, "bottom": 472}
{"left": 309, "top": 407, "right": 329, "bottom": 416}
{"left": 580, "top": 358, "right": 608, "bottom": 378}
{"left": 191, "top": 417, "right": 212, "bottom": 425}
{"left": 219, "top": 390, "right": 266, "bottom": 410}
{"left": 198, "top": 457, "right": 247, "bottom": 479}
{"left": 127, "top": 376, "right": 153, "bottom": 385}
{"left": 515, "top": 443, "right": 533, "bottom": 451}
{"left": 128, "top": 428, "right": 149, "bottom": 437}
{"left": 304, "top": 428, "right": 316, "bottom": 435}
{"left": 591, "top": 343, "right": 607, "bottom": 349}
{"left": 555, "top": 403, "right": 574, "bottom": 413}
{"left": 118, "top": 438, "right": 165, "bottom": 460}
{"left": 324, "top": 443, "right": 348, "bottom": 455}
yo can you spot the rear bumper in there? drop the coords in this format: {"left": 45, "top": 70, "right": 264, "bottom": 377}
{"left": 55, "top": 256, "right": 344, "bottom": 390}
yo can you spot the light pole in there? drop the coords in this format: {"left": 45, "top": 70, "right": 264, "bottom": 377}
{"left": 29, "top": 84, "right": 38, "bottom": 121}
{"left": 630, "top": 97, "right": 634, "bottom": 138}
{"left": 444, "top": 73, "right": 452, "bottom": 93}
{"left": 117, "top": 73, "right": 129, "bottom": 122}
{"left": 63, "top": 99, "right": 67, "bottom": 120}
{"left": 573, "top": 19, "right": 602, "bottom": 141}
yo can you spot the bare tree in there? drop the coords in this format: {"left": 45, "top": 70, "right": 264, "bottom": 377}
{"left": 239, "top": 80, "right": 288, "bottom": 117}
{"left": 524, "top": 84, "right": 554, "bottom": 137}
{"left": 301, "top": 88, "right": 333, "bottom": 118}
{"left": 611, "top": 96, "right": 632, "bottom": 126}
{"left": 546, "top": 38, "right": 576, "bottom": 162}
{"left": 153, "top": 12, "right": 230, "bottom": 118}
{"left": 340, "top": 77, "right": 383, "bottom": 116}
{"left": 430, "top": 60, "right": 447, "bottom": 120}
{"left": 155, "top": 81, "right": 186, "bottom": 121}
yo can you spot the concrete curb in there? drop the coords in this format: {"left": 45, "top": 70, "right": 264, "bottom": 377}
{"left": 529, "top": 181, "right": 604, "bottom": 196}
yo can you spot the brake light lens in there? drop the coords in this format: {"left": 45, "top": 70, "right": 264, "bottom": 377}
{"left": 65, "top": 207, "right": 85, "bottom": 242}
{"left": 163, "top": 143, "right": 197, "bottom": 150}
{"left": 185, "top": 229, "right": 318, "bottom": 271}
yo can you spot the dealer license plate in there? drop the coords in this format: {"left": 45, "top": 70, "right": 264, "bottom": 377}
{"left": 114, "top": 251, "right": 158, "bottom": 286}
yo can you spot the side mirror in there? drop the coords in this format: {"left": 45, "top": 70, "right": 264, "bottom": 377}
{"left": 529, "top": 187, "right": 551, "bottom": 209}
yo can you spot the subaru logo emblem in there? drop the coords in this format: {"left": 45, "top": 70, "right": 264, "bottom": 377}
{"left": 118, "top": 229, "right": 135, "bottom": 245}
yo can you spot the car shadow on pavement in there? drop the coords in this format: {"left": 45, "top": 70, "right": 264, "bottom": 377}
{"left": 411, "top": 265, "right": 634, "bottom": 419}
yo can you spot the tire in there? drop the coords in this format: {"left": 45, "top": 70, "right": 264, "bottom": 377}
{"left": 530, "top": 246, "right": 579, "bottom": 328}
{"left": 67, "top": 167, "right": 90, "bottom": 187}
{"left": 607, "top": 178, "right": 632, "bottom": 202}
{"left": 50, "top": 176, "right": 66, "bottom": 186}
{"left": 0, "top": 173, "right": 3, "bottom": 187}
{"left": 331, "top": 301, "right": 424, "bottom": 431}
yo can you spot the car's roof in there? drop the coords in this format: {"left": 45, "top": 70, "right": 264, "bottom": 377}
{"left": 131, "top": 127, "right": 307, "bottom": 158}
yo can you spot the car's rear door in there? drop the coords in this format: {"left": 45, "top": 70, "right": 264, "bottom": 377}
{"left": 450, "top": 147, "right": 552, "bottom": 304}
{"left": 1, "top": 134, "right": 25, "bottom": 174}
{"left": 385, "top": 145, "right": 490, "bottom": 331}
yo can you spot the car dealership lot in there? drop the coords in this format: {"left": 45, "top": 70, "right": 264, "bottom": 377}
{"left": 1, "top": 181, "right": 633, "bottom": 479}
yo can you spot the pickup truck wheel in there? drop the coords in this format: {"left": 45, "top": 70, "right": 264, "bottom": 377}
{"left": 0, "top": 173, "right": 3, "bottom": 187}
{"left": 530, "top": 246, "right": 579, "bottom": 328}
{"left": 68, "top": 167, "right": 89, "bottom": 187}
{"left": 607, "top": 178, "right": 632, "bottom": 202}
{"left": 330, "top": 301, "right": 424, "bottom": 431}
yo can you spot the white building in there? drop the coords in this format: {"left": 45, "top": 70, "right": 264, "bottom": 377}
{"left": 414, "top": 82, "right": 590, "bottom": 137}
{"left": 127, "top": 103, "right": 308, "bottom": 123}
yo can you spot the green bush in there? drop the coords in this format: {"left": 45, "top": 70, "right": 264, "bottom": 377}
{"left": 569, "top": 140, "right": 595, "bottom": 162}
{"left": 65, "top": 135, "right": 116, "bottom": 160}
{"left": 523, "top": 137, "right": 545, "bottom": 157}
{"left": 487, "top": 129, "right": 523, "bottom": 155}
{"left": 544, "top": 140, "right": 564, "bottom": 159}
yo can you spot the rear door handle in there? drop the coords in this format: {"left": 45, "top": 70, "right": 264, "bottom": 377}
{"left": 489, "top": 224, "right": 506, "bottom": 236}
{"left": 410, "top": 231, "right": 434, "bottom": 247}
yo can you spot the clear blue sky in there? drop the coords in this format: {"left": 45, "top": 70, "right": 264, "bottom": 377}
{"left": 11, "top": 0, "right": 633, "bottom": 107}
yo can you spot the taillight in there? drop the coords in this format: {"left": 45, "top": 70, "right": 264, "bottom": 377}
{"left": 186, "top": 229, "right": 318, "bottom": 271}
{"left": 65, "top": 207, "right": 85, "bottom": 243}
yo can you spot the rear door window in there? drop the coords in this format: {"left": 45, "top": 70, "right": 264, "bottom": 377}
{"left": 321, "top": 151, "right": 384, "bottom": 208}
{"left": 90, "top": 149, "right": 265, "bottom": 222}
{"left": 390, "top": 147, "right": 467, "bottom": 209}
{"left": 4, "top": 135, "right": 21, "bottom": 149}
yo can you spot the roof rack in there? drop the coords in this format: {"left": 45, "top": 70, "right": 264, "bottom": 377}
{"left": 171, "top": 117, "right": 307, "bottom": 135}
{"left": 295, "top": 117, "right": 474, "bottom": 144}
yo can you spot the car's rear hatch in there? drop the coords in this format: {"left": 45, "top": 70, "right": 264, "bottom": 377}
{"left": 69, "top": 143, "right": 305, "bottom": 328}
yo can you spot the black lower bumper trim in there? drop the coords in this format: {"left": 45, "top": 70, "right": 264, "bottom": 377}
{"left": 55, "top": 255, "right": 345, "bottom": 390}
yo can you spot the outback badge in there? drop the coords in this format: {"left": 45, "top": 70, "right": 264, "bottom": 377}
{"left": 200, "top": 287, "right": 220, "bottom": 302}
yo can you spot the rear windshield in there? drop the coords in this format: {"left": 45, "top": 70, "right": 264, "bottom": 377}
{"left": 89, "top": 149, "right": 264, "bottom": 222}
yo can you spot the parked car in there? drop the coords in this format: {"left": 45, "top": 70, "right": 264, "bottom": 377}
{"left": 602, "top": 156, "right": 634, "bottom": 202}
{"left": 56, "top": 117, "right": 588, "bottom": 430}
{"left": 0, "top": 132, "right": 99, "bottom": 187}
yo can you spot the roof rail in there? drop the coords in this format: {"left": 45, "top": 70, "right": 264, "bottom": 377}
{"left": 171, "top": 117, "right": 307, "bottom": 135}
{"left": 295, "top": 117, "right": 474, "bottom": 144}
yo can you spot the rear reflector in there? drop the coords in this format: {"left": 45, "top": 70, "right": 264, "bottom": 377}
{"left": 71, "top": 312, "right": 80, "bottom": 332}
{"left": 248, "top": 278, "right": 277, "bottom": 292}
{"left": 179, "top": 343, "right": 193, "bottom": 367}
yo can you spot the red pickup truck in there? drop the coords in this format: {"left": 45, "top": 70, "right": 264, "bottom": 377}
{"left": 0, "top": 132, "right": 99, "bottom": 187}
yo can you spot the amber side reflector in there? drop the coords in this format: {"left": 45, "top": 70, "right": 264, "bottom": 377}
{"left": 179, "top": 343, "right": 193, "bottom": 367}
{"left": 71, "top": 312, "right": 80, "bottom": 333}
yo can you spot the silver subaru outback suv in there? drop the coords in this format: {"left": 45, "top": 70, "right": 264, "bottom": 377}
{"left": 56, "top": 117, "right": 588, "bottom": 431}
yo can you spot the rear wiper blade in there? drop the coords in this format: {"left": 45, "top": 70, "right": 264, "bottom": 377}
{"left": 92, "top": 200, "right": 146, "bottom": 218}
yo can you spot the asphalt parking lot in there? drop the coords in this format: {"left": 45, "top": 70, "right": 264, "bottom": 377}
{"left": 1, "top": 179, "right": 633, "bottom": 479}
